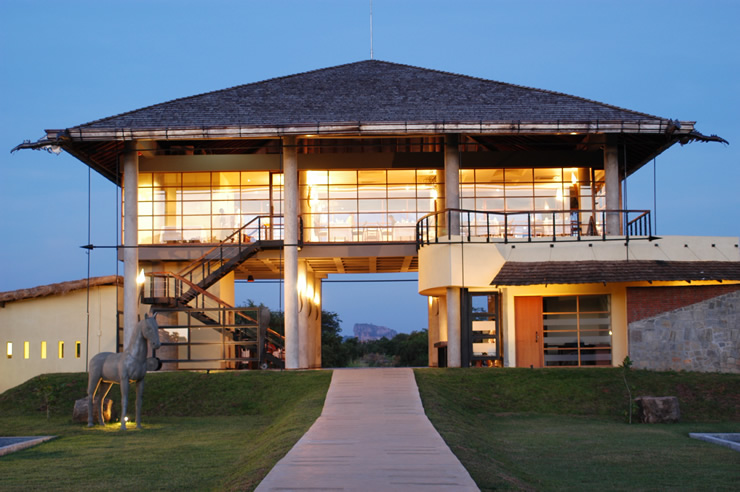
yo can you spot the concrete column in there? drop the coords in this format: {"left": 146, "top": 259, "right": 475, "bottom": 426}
{"left": 123, "top": 141, "right": 139, "bottom": 350}
{"left": 283, "top": 136, "right": 299, "bottom": 369}
{"left": 427, "top": 296, "right": 439, "bottom": 367}
{"left": 604, "top": 145, "right": 621, "bottom": 235}
{"left": 446, "top": 287, "right": 461, "bottom": 367}
{"left": 298, "top": 260, "right": 309, "bottom": 369}
{"left": 445, "top": 134, "right": 460, "bottom": 236}
{"left": 314, "top": 279, "right": 323, "bottom": 368}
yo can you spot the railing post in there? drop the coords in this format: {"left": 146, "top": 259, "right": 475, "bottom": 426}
{"left": 552, "top": 212, "right": 556, "bottom": 242}
{"left": 527, "top": 213, "right": 532, "bottom": 242}
{"left": 504, "top": 214, "right": 509, "bottom": 244}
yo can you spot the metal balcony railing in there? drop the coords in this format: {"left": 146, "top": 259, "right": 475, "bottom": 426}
{"left": 416, "top": 208, "right": 652, "bottom": 248}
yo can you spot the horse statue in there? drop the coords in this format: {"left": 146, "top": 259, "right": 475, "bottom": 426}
{"left": 87, "top": 313, "right": 161, "bottom": 430}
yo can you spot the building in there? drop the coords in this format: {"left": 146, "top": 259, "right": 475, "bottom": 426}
{"left": 0, "top": 276, "right": 121, "bottom": 393}
{"left": 15, "top": 60, "right": 739, "bottom": 372}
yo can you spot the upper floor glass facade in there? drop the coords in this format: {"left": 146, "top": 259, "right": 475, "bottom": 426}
{"left": 132, "top": 167, "right": 604, "bottom": 245}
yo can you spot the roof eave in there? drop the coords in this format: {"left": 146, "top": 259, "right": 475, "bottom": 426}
{"left": 58, "top": 119, "right": 692, "bottom": 142}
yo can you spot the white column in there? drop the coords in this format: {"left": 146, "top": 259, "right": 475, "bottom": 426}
{"left": 445, "top": 134, "right": 460, "bottom": 236}
{"left": 427, "top": 296, "right": 439, "bottom": 367}
{"left": 283, "top": 136, "right": 299, "bottom": 369}
{"left": 312, "top": 278, "right": 322, "bottom": 369}
{"left": 604, "top": 145, "right": 621, "bottom": 235}
{"left": 298, "top": 260, "right": 309, "bottom": 369}
{"left": 123, "top": 141, "right": 139, "bottom": 350}
{"left": 446, "top": 287, "right": 461, "bottom": 367}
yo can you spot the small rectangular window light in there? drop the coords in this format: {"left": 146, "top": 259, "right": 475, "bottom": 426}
{"left": 41, "top": 341, "right": 47, "bottom": 359}
{"left": 75, "top": 341, "right": 81, "bottom": 359}
{"left": 59, "top": 341, "right": 64, "bottom": 359}
{"left": 6, "top": 342, "right": 12, "bottom": 359}
{"left": 24, "top": 341, "right": 30, "bottom": 359}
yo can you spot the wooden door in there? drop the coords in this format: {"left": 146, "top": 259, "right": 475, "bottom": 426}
{"left": 515, "top": 296, "right": 543, "bottom": 368}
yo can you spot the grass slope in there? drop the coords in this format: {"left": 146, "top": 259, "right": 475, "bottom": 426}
{"left": 415, "top": 368, "right": 740, "bottom": 491}
{"left": 0, "top": 370, "right": 331, "bottom": 491}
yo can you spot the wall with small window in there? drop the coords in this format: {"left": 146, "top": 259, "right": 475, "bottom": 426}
{"left": 0, "top": 284, "right": 119, "bottom": 393}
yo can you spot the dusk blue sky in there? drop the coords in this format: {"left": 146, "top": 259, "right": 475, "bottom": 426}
{"left": 1, "top": 1, "right": 738, "bottom": 335}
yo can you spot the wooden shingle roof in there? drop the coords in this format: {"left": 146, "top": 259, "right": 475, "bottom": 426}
{"left": 491, "top": 261, "right": 740, "bottom": 286}
{"left": 76, "top": 60, "right": 665, "bottom": 131}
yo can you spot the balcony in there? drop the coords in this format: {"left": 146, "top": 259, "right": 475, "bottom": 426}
{"left": 416, "top": 208, "right": 652, "bottom": 248}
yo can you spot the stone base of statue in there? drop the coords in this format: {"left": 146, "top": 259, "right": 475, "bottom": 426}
{"left": 73, "top": 397, "right": 115, "bottom": 424}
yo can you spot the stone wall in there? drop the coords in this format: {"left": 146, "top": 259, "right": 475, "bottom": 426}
{"left": 628, "top": 289, "right": 739, "bottom": 373}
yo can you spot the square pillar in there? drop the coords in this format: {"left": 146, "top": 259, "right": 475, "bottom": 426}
{"left": 446, "top": 287, "right": 461, "bottom": 367}
{"left": 123, "top": 141, "right": 139, "bottom": 350}
{"left": 283, "top": 135, "right": 299, "bottom": 369}
{"left": 445, "top": 134, "right": 460, "bottom": 235}
{"left": 604, "top": 145, "right": 621, "bottom": 235}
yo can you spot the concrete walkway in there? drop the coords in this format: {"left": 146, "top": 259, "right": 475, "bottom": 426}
{"left": 256, "top": 368, "right": 479, "bottom": 491}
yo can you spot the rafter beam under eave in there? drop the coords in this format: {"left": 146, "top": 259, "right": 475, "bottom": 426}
{"left": 401, "top": 256, "right": 413, "bottom": 272}
{"left": 333, "top": 257, "right": 345, "bottom": 274}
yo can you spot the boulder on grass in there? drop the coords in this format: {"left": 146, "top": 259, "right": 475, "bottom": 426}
{"left": 72, "top": 397, "right": 116, "bottom": 424}
{"left": 634, "top": 396, "right": 680, "bottom": 423}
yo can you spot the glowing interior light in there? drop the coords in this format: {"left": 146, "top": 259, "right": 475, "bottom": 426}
{"left": 556, "top": 187, "right": 563, "bottom": 201}
{"left": 571, "top": 172, "right": 578, "bottom": 185}
{"left": 137, "top": 269, "right": 146, "bottom": 285}
{"left": 313, "top": 292, "right": 321, "bottom": 305}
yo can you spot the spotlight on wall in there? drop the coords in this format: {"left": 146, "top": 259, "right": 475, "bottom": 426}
{"left": 247, "top": 275, "right": 254, "bottom": 283}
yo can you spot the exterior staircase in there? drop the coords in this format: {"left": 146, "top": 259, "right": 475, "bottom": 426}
{"left": 141, "top": 216, "right": 295, "bottom": 369}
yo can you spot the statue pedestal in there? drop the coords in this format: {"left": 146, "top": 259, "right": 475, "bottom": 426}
{"left": 72, "top": 397, "right": 116, "bottom": 424}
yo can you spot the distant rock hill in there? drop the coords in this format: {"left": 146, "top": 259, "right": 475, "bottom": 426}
{"left": 353, "top": 323, "right": 397, "bottom": 342}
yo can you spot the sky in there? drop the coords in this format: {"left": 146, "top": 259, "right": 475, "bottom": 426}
{"left": 1, "top": 0, "right": 738, "bottom": 336}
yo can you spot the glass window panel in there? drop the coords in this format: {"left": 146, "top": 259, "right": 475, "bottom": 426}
{"left": 183, "top": 216, "right": 210, "bottom": 229}
{"left": 139, "top": 202, "right": 153, "bottom": 216}
{"left": 506, "top": 184, "right": 533, "bottom": 197}
{"left": 213, "top": 188, "right": 239, "bottom": 201}
{"left": 358, "top": 185, "right": 386, "bottom": 198}
{"left": 182, "top": 187, "right": 211, "bottom": 201}
{"left": 387, "top": 170, "right": 416, "bottom": 184}
{"left": 182, "top": 173, "right": 209, "bottom": 187}
{"left": 358, "top": 170, "right": 386, "bottom": 185}
{"left": 388, "top": 198, "right": 415, "bottom": 213}
{"left": 359, "top": 199, "right": 385, "bottom": 212}
{"left": 416, "top": 169, "right": 440, "bottom": 184}
{"left": 139, "top": 173, "right": 153, "bottom": 187}
{"left": 476, "top": 169, "right": 504, "bottom": 182}
{"left": 213, "top": 172, "right": 240, "bottom": 186}
{"left": 182, "top": 201, "right": 211, "bottom": 215}
{"left": 580, "top": 295, "right": 610, "bottom": 312}
{"left": 416, "top": 186, "right": 440, "bottom": 199}
{"left": 543, "top": 331, "right": 578, "bottom": 347}
{"left": 416, "top": 201, "right": 436, "bottom": 213}
{"left": 461, "top": 198, "right": 476, "bottom": 210}
{"left": 240, "top": 201, "right": 270, "bottom": 214}
{"left": 475, "top": 183, "right": 504, "bottom": 197}
{"left": 138, "top": 217, "right": 153, "bottom": 230}
{"left": 240, "top": 186, "right": 270, "bottom": 200}
{"left": 505, "top": 168, "right": 533, "bottom": 182}
{"left": 544, "top": 296, "right": 578, "bottom": 313}
{"left": 478, "top": 198, "right": 504, "bottom": 211}
{"left": 329, "top": 170, "right": 356, "bottom": 185}
{"left": 138, "top": 188, "right": 153, "bottom": 201}
{"left": 460, "top": 184, "right": 476, "bottom": 198}
{"left": 329, "top": 199, "right": 358, "bottom": 213}
{"left": 388, "top": 184, "right": 416, "bottom": 198}
{"left": 330, "top": 185, "right": 357, "bottom": 199}
{"left": 534, "top": 168, "right": 562, "bottom": 182}
{"left": 460, "top": 169, "right": 475, "bottom": 183}
{"left": 535, "top": 197, "right": 562, "bottom": 211}
{"left": 154, "top": 172, "right": 182, "bottom": 186}
{"left": 506, "top": 197, "right": 533, "bottom": 211}
{"left": 543, "top": 314, "right": 577, "bottom": 329}
{"left": 304, "top": 170, "right": 329, "bottom": 185}
{"left": 241, "top": 171, "right": 269, "bottom": 185}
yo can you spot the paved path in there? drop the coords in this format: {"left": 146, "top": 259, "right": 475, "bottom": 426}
{"left": 256, "top": 368, "right": 479, "bottom": 491}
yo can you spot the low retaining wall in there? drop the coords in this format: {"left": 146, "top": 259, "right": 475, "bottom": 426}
{"left": 628, "top": 289, "right": 739, "bottom": 373}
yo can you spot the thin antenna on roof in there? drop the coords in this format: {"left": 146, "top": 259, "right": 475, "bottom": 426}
{"left": 370, "top": 0, "right": 374, "bottom": 59}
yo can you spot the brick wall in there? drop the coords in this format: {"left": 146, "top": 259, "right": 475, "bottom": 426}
{"left": 627, "top": 284, "right": 740, "bottom": 323}
{"left": 628, "top": 289, "right": 740, "bottom": 373}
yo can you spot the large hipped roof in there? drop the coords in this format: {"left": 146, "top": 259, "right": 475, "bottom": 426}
{"left": 76, "top": 59, "right": 668, "bottom": 132}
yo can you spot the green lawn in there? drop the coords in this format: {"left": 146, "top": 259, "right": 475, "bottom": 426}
{"left": 0, "top": 370, "right": 332, "bottom": 491}
{"left": 2, "top": 368, "right": 739, "bottom": 491}
{"left": 415, "top": 368, "right": 740, "bottom": 491}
